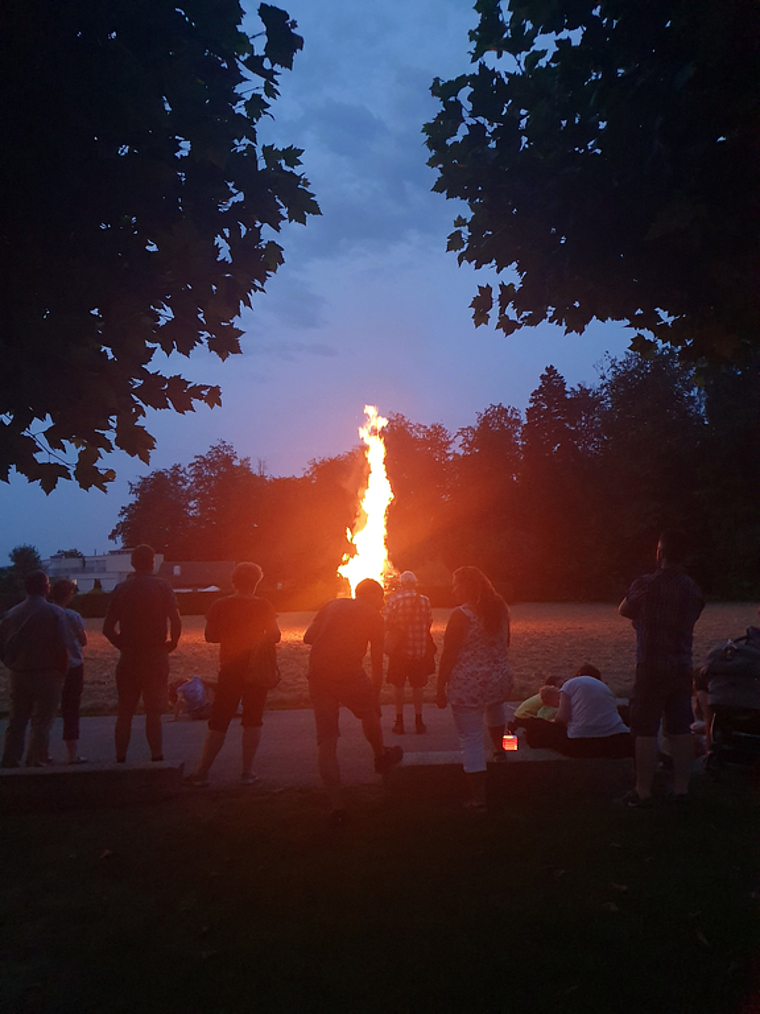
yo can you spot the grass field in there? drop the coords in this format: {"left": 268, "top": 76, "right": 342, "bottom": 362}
{"left": 2, "top": 761, "right": 757, "bottom": 1013}
{"left": 2, "top": 601, "right": 758, "bottom": 716}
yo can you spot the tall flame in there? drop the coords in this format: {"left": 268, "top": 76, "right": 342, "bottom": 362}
{"left": 338, "top": 405, "right": 394, "bottom": 595}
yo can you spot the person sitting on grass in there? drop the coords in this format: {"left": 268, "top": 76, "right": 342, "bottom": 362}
{"left": 509, "top": 678, "right": 561, "bottom": 732}
{"left": 523, "top": 663, "right": 632, "bottom": 758}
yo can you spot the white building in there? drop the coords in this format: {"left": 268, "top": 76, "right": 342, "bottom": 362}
{"left": 43, "top": 550, "right": 165, "bottom": 593}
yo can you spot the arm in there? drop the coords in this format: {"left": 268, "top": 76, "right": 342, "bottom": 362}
{"left": 554, "top": 691, "right": 572, "bottom": 726}
{"left": 619, "top": 576, "right": 648, "bottom": 620}
{"left": 369, "top": 613, "right": 384, "bottom": 692}
{"left": 167, "top": 599, "right": 182, "bottom": 653}
{"left": 265, "top": 603, "right": 282, "bottom": 645}
{"left": 436, "top": 608, "right": 470, "bottom": 707}
{"left": 102, "top": 599, "right": 121, "bottom": 650}
{"left": 75, "top": 614, "right": 88, "bottom": 647}
{"left": 303, "top": 607, "right": 326, "bottom": 645}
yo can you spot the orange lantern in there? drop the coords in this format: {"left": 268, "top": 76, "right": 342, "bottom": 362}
{"left": 502, "top": 733, "right": 518, "bottom": 752}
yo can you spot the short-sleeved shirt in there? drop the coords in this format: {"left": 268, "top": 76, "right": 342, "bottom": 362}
{"left": 205, "top": 595, "right": 280, "bottom": 670}
{"left": 62, "top": 607, "right": 86, "bottom": 668}
{"left": 0, "top": 596, "right": 68, "bottom": 673}
{"left": 561, "top": 676, "right": 629, "bottom": 739}
{"left": 514, "top": 692, "right": 543, "bottom": 719}
{"left": 384, "top": 590, "right": 432, "bottom": 659}
{"left": 104, "top": 573, "right": 178, "bottom": 657}
{"left": 622, "top": 567, "right": 704, "bottom": 678}
{"left": 304, "top": 598, "right": 384, "bottom": 681}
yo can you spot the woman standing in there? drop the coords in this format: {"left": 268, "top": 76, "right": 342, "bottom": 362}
{"left": 436, "top": 566, "right": 512, "bottom": 810}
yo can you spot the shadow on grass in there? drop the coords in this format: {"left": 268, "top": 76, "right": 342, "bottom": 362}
{"left": 1, "top": 762, "right": 757, "bottom": 1014}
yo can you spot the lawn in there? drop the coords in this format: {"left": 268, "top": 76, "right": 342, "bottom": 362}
{"left": 1, "top": 601, "right": 757, "bottom": 715}
{"left": 1, "top": 762, "right": 757, "bottom": 1013}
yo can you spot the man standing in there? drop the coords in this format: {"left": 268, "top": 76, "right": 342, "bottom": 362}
{"left": 304, "top": 578, "right": 403, "bottom": 825}
{"left": 619, "top": 529, "right": 704, "bottom": 806}
{"left": 0, "top": 570, "right": 69, "bottom": 767}
{"left": 103, "top": 544, "right": 181, "bottom": 763}
{"left": 384, "top": 571, "right": 433, "bottom": 734}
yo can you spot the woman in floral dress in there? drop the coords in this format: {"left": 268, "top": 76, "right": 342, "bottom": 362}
{"left": 436, "top": 566, "right": 512, "bottom": 810}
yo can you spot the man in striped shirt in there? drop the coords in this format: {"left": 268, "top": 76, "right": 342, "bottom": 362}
{"left": 619, "top": 529, "right": 704, "bottom": 806}
{"left": 385, "top": 571, "right": 434, "bottom": 735}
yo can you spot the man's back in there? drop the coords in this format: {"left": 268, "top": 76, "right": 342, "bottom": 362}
{"left": 305, "top": 598, "right": 383, "bottom": 680}
{"left": 105, "top": 573, "right": 178, "bottom": 654}
{"left": 0, "top": 596, "right": 67, "bottom": 672}
{"left": 622, "top": 567, "right": 704, "bottom": 674}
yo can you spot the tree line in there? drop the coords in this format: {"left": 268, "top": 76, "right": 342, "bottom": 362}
{"left": 111, "top": 351, "right": 760, "bottom": 603}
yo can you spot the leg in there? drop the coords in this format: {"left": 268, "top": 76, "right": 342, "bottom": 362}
{"left": 241, "top": 726, "right": 261, "bottom": 778}
{"left": 193, "top": 729, "right": 227, "bottom": 779}
{"left": 61, "top": 665, "right": 84, "bottom": 762}
{"left": 634, "top": 736, "right": 658, "bottom": 799}
{"left": 670, "top": 735, "right": 695, "bottom": 795}
{"left": 486, "top": 701, "right": 506, "bottom": 754}
{"left": 1, "top": 672, "right": 35, "bottom": 767}
{"left": 451, "top": 705, "right": 489, "bottom": 806}
{"left": 317, "top": 735, "right": 343, "bottom": 811}
{"left": 412, "top": 686, "right": 424, "bottom": 717}
{"left": 393, "top": 684, "right": 405, "bottom": 730}
{"left": 145, "top": 711, "right": 163, "bottom": 761}
{"left": 361, "top": 711, "right": 385, "bottom": 757}
{"left": 27, "top": 672, "right": 63, "bottom": 767}
{"left": 114, "top": 661, "right": 141, "bottom": 762}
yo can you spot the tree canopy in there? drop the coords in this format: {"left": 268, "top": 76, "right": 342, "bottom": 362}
{"left": 424, "top": 0, "right": 759, "bottom": 364}
{"left": 1, "top": 1, "right": 319, "bottom": 491}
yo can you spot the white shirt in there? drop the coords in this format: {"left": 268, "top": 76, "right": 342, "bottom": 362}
{"left": 561, "top": 676, "right": 629, "bottom": 739}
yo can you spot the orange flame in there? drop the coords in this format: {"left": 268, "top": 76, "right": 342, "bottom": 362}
{"left": 338, "top": 405, "right": 394, "bottom": 595}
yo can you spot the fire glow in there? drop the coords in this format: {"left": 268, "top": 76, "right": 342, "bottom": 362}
{"left": 338, "top": 405, "right": 394, "bottom": 595}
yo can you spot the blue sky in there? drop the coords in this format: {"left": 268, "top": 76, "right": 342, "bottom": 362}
{"left": 0, "top": 0, "right": 630, "bottom": 562}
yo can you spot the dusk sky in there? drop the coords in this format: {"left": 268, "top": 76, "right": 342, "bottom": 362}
{"left": 0, "top": 0, "right": 631, "bottom": 563}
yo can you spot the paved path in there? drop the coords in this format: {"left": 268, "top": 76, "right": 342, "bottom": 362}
{"left": 1, "top": 704, "right": 571, "bottom": 790}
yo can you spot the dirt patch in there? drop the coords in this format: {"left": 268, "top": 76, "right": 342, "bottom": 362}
{"left": 1, "top": 602, "right": 757, "bottom": 715}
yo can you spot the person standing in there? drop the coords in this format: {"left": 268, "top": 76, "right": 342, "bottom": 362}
{"left": 304, "top": 579, "right": 403, "bottom": 825}
{"left": 0, "top": 570, "right": 69, "bottom": 767}
{"left": 619, "top": 529, "right": 704, "bottom": 806}
{"left": 103, "top": 544, "right": 181, "bottom": 763}
{"left": 384, "top": 570, "right": 434, "bottom": 734}
{"left": 436, "top": 566, "right": 512, "bottom": 811}
{"left": 186, "top": 562, "right": 280, "bottom": 786}
{"left": 49, "top": 578, "right": 88, "bottom": 764}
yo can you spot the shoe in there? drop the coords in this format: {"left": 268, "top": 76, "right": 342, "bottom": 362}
{"left": 241, "top": 773, "right": 259, "bottom": 785}
{"left": 327, "top": 809, "right": 348, "bottom": 827}
{"left": 665, "top": 792, "right": 690, "bottom": 805}
{"left": 492, "top": 749, "right": 508, "bottom": 762}
{"left": 415, "top": 717, "right": 427, "bottom": 734}
{"left": 67, "top": 756, "right": 88, "bottom": 765}
{"left": 151, "top": 755, "right": 164, "bottom": 762}
{"left": 392, "top": 717, "right": 405, "bottom": 735}
{"left": 375, "top": 745, "right": 403, "bottom": 774}
{"left": 616, "top": 790, "right": 652, "bottom": 809}
{"left": 464, "top": 800, "right": 488, "bottom": 813}
{"left": 184, "top": 773, "right": 210, "bottom": 788}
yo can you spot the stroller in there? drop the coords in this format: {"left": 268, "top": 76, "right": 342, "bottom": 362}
{"left": 700, "top": 627, "right": 760, "bottom": 777}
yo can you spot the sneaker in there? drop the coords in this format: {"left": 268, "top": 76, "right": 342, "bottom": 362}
{"left": 616, "top": 789, "right": 652, "bottom": 809}
{"left": 184, "top": 773, "right": 210, "bottom": 788}
{"left": 392, "top": 717, "right": 405, "bottom": 735}
{"left": 241, "top": 773, "right": 259, "bottom": 785}
{"left": 415, "top": 717, "right": 427, "bottom": 734}
{"left": 375, "top": 745, "right": 404, "bottom": 774}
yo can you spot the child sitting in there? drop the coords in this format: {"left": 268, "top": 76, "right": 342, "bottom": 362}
{"left": 509, "top": 677, "right": 561, "bottom": 732}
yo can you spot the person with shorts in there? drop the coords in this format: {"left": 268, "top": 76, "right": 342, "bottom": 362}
{"left": 619, "top": 529, "right": 704, "bottom": 806}
{"left": 103, "top": 544, "right": 181, "bottom": 763}
{"left": 384, "top": 570, "right": 434, "bottom": 734}
{"left": 185, "top": 562, "right": 280, "bottom": 786}
{"left": 49, "top": 578, "right": 88, "bottom": 764}
{"left": 304, "top": 579, "right": 403, "bottom": 825}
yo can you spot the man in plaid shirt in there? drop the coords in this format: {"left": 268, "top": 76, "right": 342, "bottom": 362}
{"left": 385, "top": 571, "right": 434, "bottom": 734}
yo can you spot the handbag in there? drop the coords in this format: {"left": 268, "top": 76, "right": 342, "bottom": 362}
{"left": 246, "top": 639, "right": 281, "bottom": 690}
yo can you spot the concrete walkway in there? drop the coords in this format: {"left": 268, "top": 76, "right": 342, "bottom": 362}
{"left": 1, "top": 703, "right": 570, "bottom": 791}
